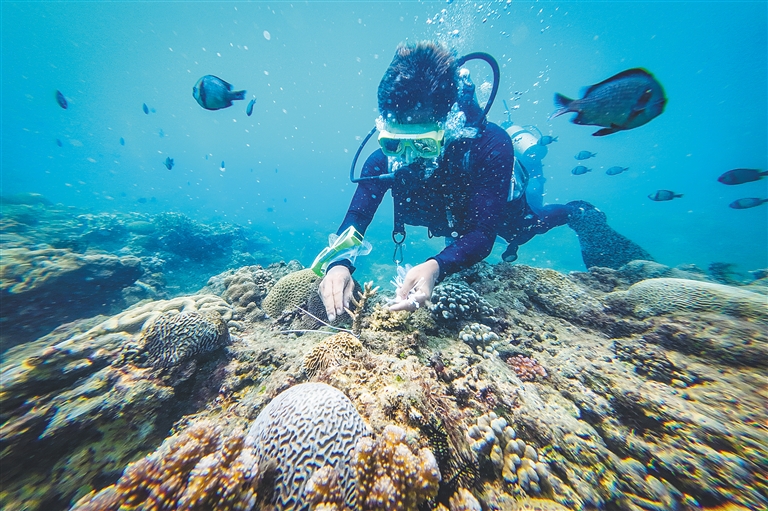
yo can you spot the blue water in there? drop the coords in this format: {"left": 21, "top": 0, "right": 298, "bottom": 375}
{"left": 3, "top": 1, "right": 767, "bottom": 280}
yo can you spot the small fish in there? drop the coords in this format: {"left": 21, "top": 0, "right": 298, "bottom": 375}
{"left": 137, "top": 197, "right": 147, "bottom": 204}
{"left": 119, "top": 137, "right": 125, "bottom": 146}
{"left": 729, "top": 197, "right": 767, "bottom": 209}
{"left": 220, "top": 161, "right": 226, "bottom": 172}
{"left": 56, "top": 90, "right": 68, "bottom": 109}
{"left": 143, "top": 103, "right": 149, "bottom": 114}
{"left": 158, "top": 129, "right": 165, "bottom": 138}
{"left": 193, "top": 75, "right": 246, "bottom": 110}
{"left": 575, "top": 151, "right": 597, "bottom": 160}
{"left": 717, "top": 168, "right": 768, "bottom": 185}
{"left": 606, "top": 166, "right": 628, "bottom": 176}
{"left": 572, "top": 165, "right": 591, "bottom": 175}
{"left": 538, "top": 135, "right": 558, "bottom": 145}
{"left": 56, "top": 138, "right": 63, "bottom": 147}
{"left": 164, "top": 157, "right": 174, "bottom": 170}
{"left": 648, "top": 190, "right": 682, "bottom": 201}
{"left": 551, "top": 68, "right": 667, "bottom": 136}
{"left": 246, "top": 98, "right": 256, "bottom": 116}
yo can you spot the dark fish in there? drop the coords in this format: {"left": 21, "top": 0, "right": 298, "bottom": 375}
{"left": 538, "top": 135, "right": 557, "bottom": 145}
{"left": 648, "top": 190, "right": 682, "bottom": 201}
{"left": 246, "top": 98, "right": 256, "bottom": 116}
{"left": 572, "top": 165, "right": 591, "bottom": 175}
{"left": 729, "top": 197, "right": 767, "bottom": 209}
{"left": 119, "top": 137, "right": 125, "bottom": 146}
{"left": 718, "top": 168, "right": 768, "bottom": 185}
{"left": 551, "top": 68, "right": 667, "bottom": 136}
{"left": 606, "top": 166, "right": 628, "bottom": 176}
{"left": 56, "top": 138, "right": 63, "bottom": 147}
{"left": 137, "top": 197, "right": 147, "bottom": 204}
{"left": 164, "top": 157, "right": 174, "bottom": 170}
{"left": 193, "top": 75, "right": 246, "bottom": 110}
{"left": 575, "top": 151, "right": 597, "bottom": 160}
{"left": 56, "top": 90, "right": 68, "bottom": 109}
{"left": 143, "top": 103, "right": 149, "bottom": 114}
{"left": 221, "top": 160, "right": 225, "bottom": 168}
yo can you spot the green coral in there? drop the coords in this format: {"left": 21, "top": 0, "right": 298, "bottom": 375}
{"left": 262, "top": 268, "right": 319, "bottom": 318}
{"left": 605, "top": 277, "right": 768, "bottom": 323}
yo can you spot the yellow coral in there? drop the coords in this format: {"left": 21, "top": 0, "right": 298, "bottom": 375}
{"left": 368, "top": 304, "right": 410, "bottom": 332}
{"left": 353, "top": 424, "right": 441, "bottom": 510}
{"left": 70, "top": 419, "right": 261, "bottom": 511}
{"left": 302, "top": 332, "right": 363, "bottom": 378}
{"left": 262, "top": 268, "right": 319, "bottom": 318}
{"left": 504, "top": 498, "right": 572, "bottom": 511}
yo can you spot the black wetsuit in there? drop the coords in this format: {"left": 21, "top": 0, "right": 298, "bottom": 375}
{"left": 334, "top": 122, "right": 514, "bottom": 281}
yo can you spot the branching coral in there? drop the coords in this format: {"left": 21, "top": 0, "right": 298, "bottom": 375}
{"left": 70, "top": 419, "right": 263, "bottom": 511}
{"left": 345, "top": 281, "right": 379, "bottom": 336}
{"left": 353, "top": 424, "right": 441, "bottom": 510}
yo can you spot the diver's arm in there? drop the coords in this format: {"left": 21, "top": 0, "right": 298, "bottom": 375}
{"left": 432, "top": 124, "right": 514, "bottom": 280}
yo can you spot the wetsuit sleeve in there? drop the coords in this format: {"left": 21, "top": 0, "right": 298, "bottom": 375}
{"left": 327, "top": 150, "right": 390, "bottom": 273}
{"left": 432, "top": 124, "right": 514, "bottom": 280}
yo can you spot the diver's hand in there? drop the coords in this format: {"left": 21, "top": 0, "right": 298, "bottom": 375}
{"left": 319, "top": 265, "right": 354, "bottom": 322}
{"left": 389, "top": 259, "right": 440, "bottom": 312}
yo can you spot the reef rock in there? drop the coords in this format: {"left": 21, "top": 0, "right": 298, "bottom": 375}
{"left": 0, "top": 246, "right": 142, "bottom": 349}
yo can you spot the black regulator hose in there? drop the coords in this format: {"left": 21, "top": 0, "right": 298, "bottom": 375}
{"left": 457, "top": 51, "right": 501, "bottom": 117}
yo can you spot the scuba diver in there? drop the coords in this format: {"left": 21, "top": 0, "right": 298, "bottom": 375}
{"left": 314, "top": 41, "right": 652, "bottom": 321}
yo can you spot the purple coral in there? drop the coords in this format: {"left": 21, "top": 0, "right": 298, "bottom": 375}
{"left": 507, "top": 354, "right": 547, "bottom": 381}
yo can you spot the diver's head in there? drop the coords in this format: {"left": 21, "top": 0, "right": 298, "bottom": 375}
{"left": 376, "top": 41, "right": 457, "bottom": 165}
{"left": 378, "top": 41, "right": 458, "bottom": 124}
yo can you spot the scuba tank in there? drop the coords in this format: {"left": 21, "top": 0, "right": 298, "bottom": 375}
{"left": 505, "top": 124, "right": 547, "bottom": 201}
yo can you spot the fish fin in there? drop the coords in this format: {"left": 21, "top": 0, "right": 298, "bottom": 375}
{"left": 592, "top": 125, "right": 622, "bottom": 136}
{"left": 231, "top": 89, "right": 247, "bottom": 100}
{"left": 220, "top": 78, "right": 235, "bottom": 90}
{"left": 625, "top": 88, "right": 653, "bottom": 124}
{"left": 583, "top": 68, "right": 655, "bottom": 97}
{"left": 549, "top": 93, "right": 573, "bottom": 120}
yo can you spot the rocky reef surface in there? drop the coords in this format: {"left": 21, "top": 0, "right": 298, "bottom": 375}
{"left": 0, "top": 195, "right": 279, "bottom": 349}
{"left": 1, "top": 254, "right": 766, "bottom": 511}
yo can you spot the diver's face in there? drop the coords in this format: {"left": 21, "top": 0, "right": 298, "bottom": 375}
{"left": 378, "top": 120, "right": 445, "bottom": 165}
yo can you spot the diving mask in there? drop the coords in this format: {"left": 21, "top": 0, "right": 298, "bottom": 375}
{"left": 310, "top": 226, "right": 372, "bottom": 276}
{"left": 378, "top": 123, "right": 445, "bottom": 160}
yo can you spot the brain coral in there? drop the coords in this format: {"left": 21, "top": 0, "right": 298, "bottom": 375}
{"left": 245, "top": 382, "right": 371, "bottom": 510}
{"left": 140, "top": 311, "right": 230, "bottom": 368}
{"left": 262, "top": 268, "right": 319, "bottom": 318}
{"left": 605, "top": 278, "right": 768, "bottom": 323}
{"left": 302, "top": 332, "right": 363, "bottom": 378}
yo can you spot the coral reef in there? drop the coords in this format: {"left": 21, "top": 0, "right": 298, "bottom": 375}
{"left": 606, "top": 277, "right": 768, "bottom": 323}
{"left": 221, "top": 265, "right": 276, "bottom": 319}
{"left": 70, "top": 418, "right": 264, "bottom": 511}
{"left": 368, "top": 304, "right": 411, "bottom": 332}
{"left": 435, "top": 488, "right": 482, "bottom": 511}
{"left": 431, "top": 281, "right": 495, "bottom": 321}
{"left": 262, "top": 268, "right": 320, "bottom": 318}
{"left": 140, "top": 310, "right": 230, "bottom": 369}
{"left": 346, "top": 281, "right": 379, "bottom": 336}
{"left": 0, "top": 246, "right": 141, "bottom": 348}
{"left": 353, "top": 424, "right": 441, "bottom": 510}
{"left": 506, "top": 355, "right": 548, "bottom": 382}
{"left": 302, "top": 332, "right": 364, "bottom": 379}
{"left": 246, "top": 382, "right": 371, "bottom": 509}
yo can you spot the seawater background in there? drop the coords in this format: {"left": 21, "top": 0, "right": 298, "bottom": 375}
{"left": 2, "top": 1, "right": 766, "bottom": 286}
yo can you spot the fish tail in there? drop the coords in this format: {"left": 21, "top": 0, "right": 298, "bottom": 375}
{"left": 549, "top": 93, "right": 574, "bottom": 120}
{"left": 675, "top": 193, "right": 684, "bottom": 198}
{"left": 760, "top": 170, "right": 768, "bottom": 177}
{"left": 231, "top": 89, "right": 247, "bottom": 100}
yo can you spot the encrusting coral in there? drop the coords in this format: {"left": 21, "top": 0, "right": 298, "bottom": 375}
{"left": 262, "top": 268, "right": 320, "bottom": 318}
{"left": 506, "top": 355, "right": 547, "bottom": 382}
{"left": 302, "top": 332, "right": 364, "bottom": 379}
{"left": 605, "top": 277, "right": 768, "bottom": 323}
{"left": 139, "top": 310, "right": 230, "bottom": 369}
{"left": 353, "top": 424, "right": 441, "bottom": 510}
